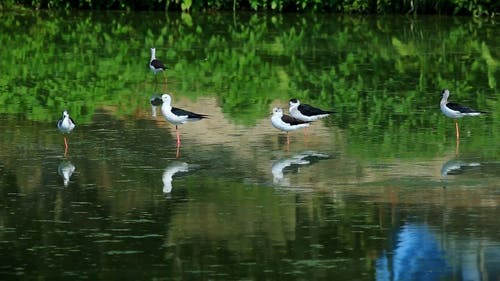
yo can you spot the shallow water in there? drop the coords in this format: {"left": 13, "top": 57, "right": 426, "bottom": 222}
{"left": 0, "top": 11, "right": 499, "bottom": 280}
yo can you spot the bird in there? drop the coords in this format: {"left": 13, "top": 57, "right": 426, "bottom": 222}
{"left": 149, "top": 48, "right": 167, "bottom": 74}
{"left": 160, "top": 94, "right": 208, "bottom": 146}
{"left": 271, "top": 107, "right": 310, "bottom": 144}
{"left": 440, "top": 89, "right": 485, "bottom": 139}
{"left": 57, "top": 110, "right": 76, "bottom": 153}
{"left": 289, "top": 98, "right": 334, "bottom": 122}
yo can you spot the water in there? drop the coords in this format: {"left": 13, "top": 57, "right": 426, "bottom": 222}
{"left": 0, "top": 11, "right": 499, "bottom": 280}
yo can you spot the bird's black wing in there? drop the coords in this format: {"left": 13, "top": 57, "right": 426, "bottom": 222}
{"left": 281, "top": 114, "right": 310, "bottom": 125}
{"left": 150, "top": 59, "right": 167, "bottom": 70}
{"left": 446, "top": 102, "right": 482, "bottom": 114}
{"left": 298, "top": 104, "right": 335, "bottom": 116}
{"left": 172, "top": 107, "right": 209, "bottom": 119}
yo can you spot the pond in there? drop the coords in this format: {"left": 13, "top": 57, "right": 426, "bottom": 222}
{"left": 0, "top": 10, "right": 499, "bottom": 280}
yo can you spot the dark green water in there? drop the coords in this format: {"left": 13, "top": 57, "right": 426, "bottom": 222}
{"left": 0, "top": 11, "right": 499, "bottom": 280}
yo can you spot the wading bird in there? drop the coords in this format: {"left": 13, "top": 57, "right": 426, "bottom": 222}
{"left": 161, "top": 94, "right": 208, "bottom": 146}
{"left": 149, "top": 48, "right": 167, "bottom": 84}
{"left": 440, "top": 89, "right": 485, "bottom": 139}
{"left": 289, "top": 98, "right": 335, "bottom": 122}
{"left": 57, "top": 110, "right": 76, "bottom": 154}
{"left": 271, "top": 107, "right": 310, "bottom": 144}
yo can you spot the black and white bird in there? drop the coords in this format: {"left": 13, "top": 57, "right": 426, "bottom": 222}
{"left": 289, "top": 98, "right": 334, "bottom": 122}
{"left": 149, "top": 47, "right": 167, "bottom": 74}
{"left": 271, "top": 107, "right": 310, "bottom": 144}
{"left": 440, "top": 89, "right": 485, "bottom": 139}
{"left": 57, "top": 110, "right": 76, "bottom": 152}
{"left": 161, "top": 94, "right": 208, "bottom": 145}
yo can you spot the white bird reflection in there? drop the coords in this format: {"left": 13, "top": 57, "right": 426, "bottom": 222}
{"left": 271, "top": 151, "right": 329, "bottom": 186}
{"left": 150, "top": 95, "right": 163, "bottom": 117}
{"left": 162, "top": 162, "right": 190, "bottom": 194}
{"left": 440, "top": 159, "right": 480, "bottom": 177}
{"left": 58, "top": 161, "right": 75, "bottom": 187}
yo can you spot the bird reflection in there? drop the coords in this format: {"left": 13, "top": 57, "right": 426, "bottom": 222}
{"left": 58, "top": 160, "right": 75, "bottom": 187}
{"left": 150, "top": 95, "right": 163, "bottom": 117}
{"left": 271, "top": 151, "right": 329, "bottom": 186}
{"left": 440, "top": 159, "right": 480, "bottom": 177}
{"left": 162, "top": 162, "right": 190, "bottom": 194}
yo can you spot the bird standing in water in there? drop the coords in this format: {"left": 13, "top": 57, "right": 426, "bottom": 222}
{"left": 149, "top": 47, "right": 167, "bottom": 86}
{"left": 271, "top": 107, "right": 310, "bottom": 145}
{"left": 440, "top": 89, "right": 485, "bottom": 139}
{"left": 289, "top": 98, "right": 334, "bottom": 122}
{"left": 160, "top": 94, "right": 208, "bottom": 146}
{"left": 57, "top": 110, "right": 76, "bottom": 155}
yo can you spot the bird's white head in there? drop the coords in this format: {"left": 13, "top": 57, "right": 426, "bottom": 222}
{"left": 272, "top": 107, "right": 283, "bottom": 117}
{"left": 289, "top": 98, "right": 300, "bottom": 108}
{"left": 161, "top": 94, "right": 172, "bottom": 105}
{"left": 62, "top": 110, "right": 69, "bottom": 117}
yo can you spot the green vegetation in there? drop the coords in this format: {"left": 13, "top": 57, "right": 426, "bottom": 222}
{"left": 1, "top": 0, "right": 499, "bottom": 16}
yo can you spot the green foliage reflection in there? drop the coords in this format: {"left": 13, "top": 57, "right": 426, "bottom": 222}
{"left": 0, "top": 11, "right": 498, "bottom": 156}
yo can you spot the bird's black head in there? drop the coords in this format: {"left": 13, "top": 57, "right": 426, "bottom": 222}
{"left": 290, "top": 98, "right": 298, "bottom": 103}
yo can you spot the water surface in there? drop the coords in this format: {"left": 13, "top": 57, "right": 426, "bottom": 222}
{"left": 0, "top": 11, "right": 499, "bottom": 280}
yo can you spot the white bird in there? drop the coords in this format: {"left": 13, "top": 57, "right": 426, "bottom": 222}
{"left": 289, "top": 98, "right": 334, "bottom": 122}
{"left": 271, "top": 107, "right": 310, "bottom": 144}
{"left": 161, "top": 94, "right": 208, "bottom": 145}
{"left": 440, "top": 89, "right": 485, "bottom": 139}
{"left": 57, "top": 110, "right": 76, "bottom": 153}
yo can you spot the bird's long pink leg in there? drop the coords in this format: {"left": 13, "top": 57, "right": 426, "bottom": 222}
{"left": 176, "top": 126, "right": 181, "bottom": 145}
{"left": 455, "top": 120, "right": 460, "bottom": 140}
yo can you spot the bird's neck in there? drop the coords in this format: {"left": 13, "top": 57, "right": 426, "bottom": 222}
{"left": 440, "top": 97, "right": 448, "bottom": 107}
{"left": 150, "top": 50, "right": 156, "bottom": 61}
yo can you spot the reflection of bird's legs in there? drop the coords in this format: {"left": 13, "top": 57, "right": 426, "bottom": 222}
{"left": 64, "top": 136, "right": 69, "bottom": 157}
{"left": 176, "top": 145, "right": 181, "bottom": 159}
{"left": 455, "top": 136, "right": 460, "bottom": 157}
{"left": 162, "top": 73, "right": 168, "bottom": 91}
{"left": 285, "top": 133, "right": 290, "bottom": 152}
{"left": 176, "top": 126, "right": 181, "bottom": 146}
{"left": 455, "top": 120, "right": 460, "bottom": 139}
